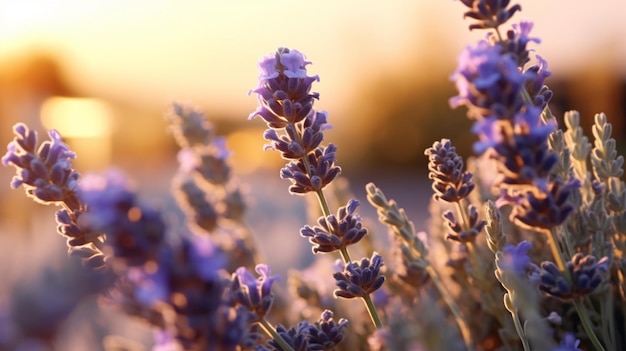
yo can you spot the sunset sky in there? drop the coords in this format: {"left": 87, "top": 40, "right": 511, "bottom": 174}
{"left": 1, "top": 1, "right": 625, "bottom": 120}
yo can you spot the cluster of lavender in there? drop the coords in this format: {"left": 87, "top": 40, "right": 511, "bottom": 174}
{"left": 3, "top": 1, "right": 626, "bottom": 350}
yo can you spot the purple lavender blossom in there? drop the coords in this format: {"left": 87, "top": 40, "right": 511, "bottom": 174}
{"left": 539, "top": 253, "right": 609, "bottom": 300}
{"left": 229, "top": 264, "right": 279, "bottom": 319}
{"left": 2, "top": 123, "right": 80, "bottom": 209}
{"left": 249, "top": 48, "right": 319, "bottom": 128}
{"left": 78, "top": 170, "right": 166, "bottom": 266}
{"left": 450, "top": 41, "right": 528, "bottom": 121}
{"left": 499, "top": 20, "right": 541, "bottom": 66}
{"left": 280, "top": 144, "right": 341, "bottom": 194}
{"left": 498, "top": 240, "right": 533, "bottom": 275}
{"left": 552, "top": 333, "right": 582, "bottom": 351}
{"left": 300, "top": 199, "right": 368, "bottom": 253}
{"left": 333, "top": 252, "right": 385, "bottom": 299}
{"left": 425, "top": 139, "right": 475, "bottom": 203}
{"left": 458, "top": 0, "right": 522, "bottom": 30}
{"left": 260, "top": 310, "right": 348, "bottom": 351}
{"left": 442, "top": 205, "right": 485, "bottom": 243}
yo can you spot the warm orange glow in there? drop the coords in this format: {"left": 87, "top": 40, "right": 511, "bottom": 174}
{"left": 40, "top": 97, "right": 114, "bottom": 138}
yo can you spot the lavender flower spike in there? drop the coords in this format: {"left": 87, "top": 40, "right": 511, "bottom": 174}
{"left": 229, "top": 264, "right": 279, "bottom": 319}
{"left": 300, "top": 199, "right": 368, "bottom": 253}
{"left": 78, "top": 170, "right": 166, "bottom": 267}
{"left": 249, "top": 48, "right": 320, "bottom": 128}
{"left": 3, "top": 123, "right": 80, "bottom": 208}
{"left": 458, "top": 0, "right": 522, "bottom": 30}
{"left": 333, "top": 252, "right": 385, "bottom": 299}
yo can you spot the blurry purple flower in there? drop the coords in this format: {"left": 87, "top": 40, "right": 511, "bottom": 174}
{"left": 499, "top": 240, "right": 533, "bottom": 275}
{"left": 500, "top": 20, "right": 541, "bottom": 66}
{"left": 78, "top": 170, "right": 166, "bottom": 266}
{"left": 450, "top": 41, "right": 527, "bottom": 121}
{"left": 126, "top": 264, "right": 170, "bottom": 306}
{"left": 508, "top": 178, "right": 581, "bottom": 230}
{"left": 552, "top": 333, "right": 582, "bottom": 351}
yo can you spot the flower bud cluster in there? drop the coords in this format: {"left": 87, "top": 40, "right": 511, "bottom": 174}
{"left": 78, "top": 170, "right": 256, "bottom": 349}
{"left": 249, "top": 48, "right": 340, "bottom": 196}
{"left": 539, "top": 253, "right": 609, "bottom": 300}
{"left": 2, "top": 123, "right": 105, "bottom": 267}
{"left": 449, "top": 11, "right": 578, "bottom": 230}
{"left": 249, "top": 48, "right": 384, "bottom": 313}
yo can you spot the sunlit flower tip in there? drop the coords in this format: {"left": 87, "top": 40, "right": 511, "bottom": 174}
{"left": 553, "top": 333, "right": 582, "bottom": 351}
{"left": 230, "top": 264, "right": 279, "bottom": 318}
{"left": 425, "top": 139, "right": 475, "bottom": 203}
{"left": 3, "top": 123, "right": 80, "bottom": 205}
{"left": 459, "top": 0, "right": 522, "bottom": 30}
{"left": 250, "top": 48, "right": 320, "bottom": 126}
{"left": 300, "top": 199, "right": 367, "bottom": 253}
{"left": 279, "top": 49, "right": 311, "bottom": 79}
{"left": 539, "top": 254, "right": 609, "bottom": 300}
{"left": 333, "top": 252, "right": 385, "bottom": 299}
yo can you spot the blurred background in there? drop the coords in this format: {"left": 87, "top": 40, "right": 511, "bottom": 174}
{"left": 0, "top": 0, "right": 625, "bottom": 348}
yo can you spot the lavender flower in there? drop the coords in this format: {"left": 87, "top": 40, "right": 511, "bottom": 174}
{"left": 499, "top": 20, "right": 541, "bottom": 67}
{"left": 2, "top": 123, "right": 80, "bottom": 209}
{"left": 280, "top": 145, "right": 341, "bottom": 194}
{"left": 333, "top": 252, "right": 385, "bottom": 299}
{"left": 249, "top": 48, "right": 319, "bottom": 128}
{"left": 450, "top": 41, "right": 528, "bottom": 122}
{"left": 78, "top": 170, "right": 166, "bottom": 267}
{"left": 458, "top": 0, "right": 522, "bottom": 30}
{"left": 229, "top": 264, "right": 279, "bottom": 319}
{"left": 260, "top": 310, "right": 348, "bottom": 351}
{"left": 442, "top": 205, "right": 486, "bottom": 243}
{"left": 425, "top": 139, "right": 475, "bottom": 203}
{"left": 553, "top": 333, "right": 582, "bottom": 351}
{"left": 300, "top": 199, "right": 367, "bottom": 253}
{"left": 539, "top": 253, "right": 609, "bottom": 300}
{"left": 499, "top": 240, "right": 533, "bottom": 275}
{"left": 507, "top": 178, "right": 581, "bottom": 230}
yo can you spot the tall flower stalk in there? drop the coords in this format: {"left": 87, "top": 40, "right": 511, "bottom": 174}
{"left": 248, "top": 48, "right": 384, "bottom": 329}
{"left": 452, "top": 1, "right": 610, "bottom": 349}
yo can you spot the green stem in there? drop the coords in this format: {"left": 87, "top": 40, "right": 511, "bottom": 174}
{"left": 573, "top": 298, "right": 606, "bottom": 351}
{"left": 510, "top": 307, "right": 531, "bottom": 351}
{"left": 362, "top": 293, "right": 383, "bottom": 329}
{"left": 258, "top": 318, "right": 295, "bottom": 351}
{"left": 426, "top": 265, "right": 473, "bottom": 350}
{"left": 293, "top": 124, "right": 383, "bottom": 330}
